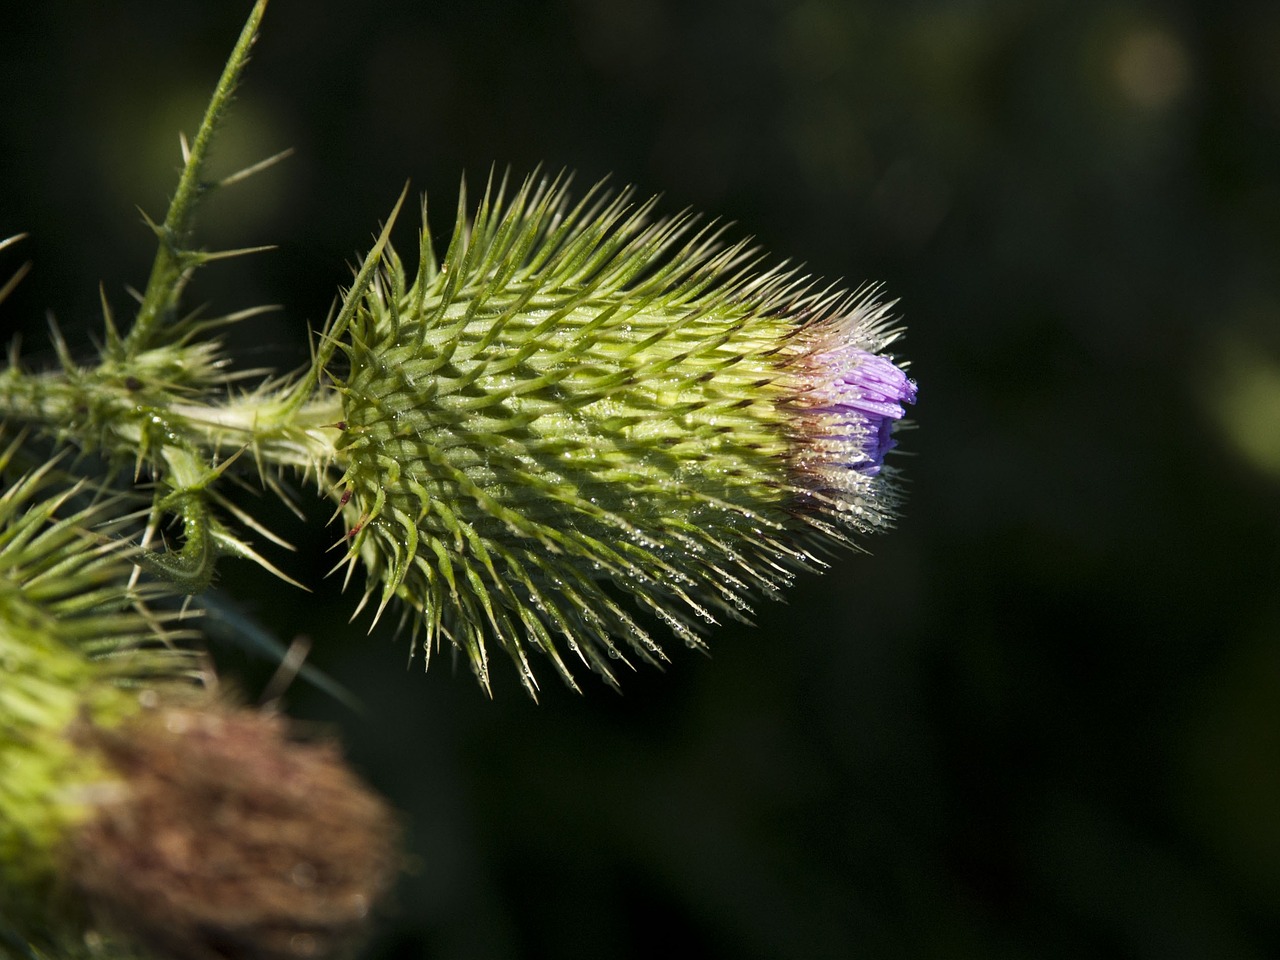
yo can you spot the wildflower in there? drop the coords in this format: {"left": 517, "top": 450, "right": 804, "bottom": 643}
{"left": 332, "top": 175, "right": 917, "bottom": 694}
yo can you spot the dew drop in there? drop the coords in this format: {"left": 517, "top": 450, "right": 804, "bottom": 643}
{"left": 290, "top": 861, "right": 317, "bottom": 888}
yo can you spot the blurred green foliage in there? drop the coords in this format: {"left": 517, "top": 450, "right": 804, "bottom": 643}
{"left": 2, "top": 1, "right": 1279, "bottom": 957}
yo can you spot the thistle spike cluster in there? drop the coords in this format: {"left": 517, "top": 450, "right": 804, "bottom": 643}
{"left": 332, "top": 174, "right": 916, "bottom": 695}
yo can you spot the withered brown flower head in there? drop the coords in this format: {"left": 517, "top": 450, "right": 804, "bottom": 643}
{"left": 64, "top": 701, "right": 400, "bottom": 960}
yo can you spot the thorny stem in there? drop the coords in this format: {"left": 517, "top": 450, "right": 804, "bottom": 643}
{"left": 120, "top": 0, "right": 270, "bottom": 359}
{"left": 0, "top": 366, "right": 343, "bottom": 477}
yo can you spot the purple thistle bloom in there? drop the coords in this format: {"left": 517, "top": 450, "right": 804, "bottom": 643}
{"left": 819, "top": 348, "right": 918, "bottom": 475}
{"left": 787, "top": 294, "right": 916, "bottom": 524}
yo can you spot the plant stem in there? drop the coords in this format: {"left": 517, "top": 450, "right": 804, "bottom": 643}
{"left": 120, "top": 0, "right": 270, "bottom": 359}
{"left": 0, "top": 363, "right": 341, "bottom": 478}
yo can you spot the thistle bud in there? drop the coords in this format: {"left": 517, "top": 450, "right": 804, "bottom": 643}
{"left": 333, "top": 175, "right": 917, "bottom": 694}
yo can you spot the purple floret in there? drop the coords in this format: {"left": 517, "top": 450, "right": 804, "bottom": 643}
{"left": 810, "top": 348, "right": 916, "bottom": 476}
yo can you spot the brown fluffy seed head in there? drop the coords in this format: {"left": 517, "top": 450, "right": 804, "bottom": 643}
{"left": 63, "top": 701, "right": 400, "bottom": 960}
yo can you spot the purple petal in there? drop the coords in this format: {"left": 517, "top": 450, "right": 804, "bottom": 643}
{"left": 811, "top": 349, "right": 916, "bottom": 476}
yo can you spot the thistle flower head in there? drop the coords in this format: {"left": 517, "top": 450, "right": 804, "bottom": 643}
{"left": 331, "top": 174, "right": 916, "bottom": 695}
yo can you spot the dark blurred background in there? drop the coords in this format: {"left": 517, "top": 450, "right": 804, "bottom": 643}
{"left": 3, "top": 1, "right": 1280, "bottom": 957}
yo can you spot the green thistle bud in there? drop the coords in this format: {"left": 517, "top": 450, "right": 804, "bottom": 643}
{"left": 332, "top": 174, "right": 917, "bottom": 695}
